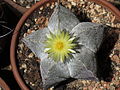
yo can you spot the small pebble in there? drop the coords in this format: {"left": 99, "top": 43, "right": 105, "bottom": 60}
{"left": 25, "top": 23, "right": 30, "bottom": 27}
{"left": 30, "top": 82, "right": 35, "bottom": 86}
{"left": 49, "top": 86, "right": 54, "bottom": 90}
{"left": 36, "top": 16, "right": 45, "bottom": 24}
{"left": 71, "top": 2, "right": 76, "bottom": 6}
{"left": 115, "top": 67, "right": 120, "bottom": 70}
{"left": 28, "top": 53, "right": 34, "bottom": 58}
{"left": 118, "top": 77, "right": 120, "bottom": 80}
{"left": 40, "top": 6, "right": 43, "bottom": 10}
{"left": 23, "top": 33, "right": 27, "bottom": 37}
{"left": 19, "top": 43, "right": 24, "bottom": 50}
{"left": 26, "top": 5, "right": 31, "bottom": 8}
{"left": 21, "top": 64, "right": 27, "bottom": 68}
{"left": 24, "top": 69, "right": 27, "bottom": 73}
{"left": 67, "top": 3, "right": 72, "bottom": 9}
{"left": 113, "top": 55, "right": 120, "bottom": 63}
{"left": 50, "top": 4, "right": 54, "bottom": 9}
{"left": 46, "top": 3, "right": 50, "bottom": 7}
{"left": 0, "top": 87, "right": 3, "bottom": 90}
{"left": 13, "top": 0, "right": 16, "bottom": 2}
{"left": 100, "top": 86, "right": 104, "bottom": 89}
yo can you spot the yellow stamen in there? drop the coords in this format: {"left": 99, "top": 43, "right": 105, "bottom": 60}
{"left": 44, "top": 30, "right": 76, "bottom": 62}
{"left": 55, "top": 41, "right": 64, "bottom": 50}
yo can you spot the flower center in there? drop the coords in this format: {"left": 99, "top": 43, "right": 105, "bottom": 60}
{"left": 44, "top": 30, "right": 76, "bottom": 62}
{"left": 55, "top": 41, "right": 64, "bottom": 50}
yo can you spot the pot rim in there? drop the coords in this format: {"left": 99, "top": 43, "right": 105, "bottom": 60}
{"left": 0, "top": 77, "right": 10, "bottom": 90}
{"left": 10, "top": 0, "right": 120, "bottom": 90}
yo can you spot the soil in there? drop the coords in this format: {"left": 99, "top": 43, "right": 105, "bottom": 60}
{"left": 15, "top": 0, "right": 120, "bottom": 90}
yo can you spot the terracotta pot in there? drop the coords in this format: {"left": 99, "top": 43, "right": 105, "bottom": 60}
{"left": 10, "top": 0, "right": 120, "bottom": 90}
{"left": 0, "top": 77, "right": 10, "bottom": 90}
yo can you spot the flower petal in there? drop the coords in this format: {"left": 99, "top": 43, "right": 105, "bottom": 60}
{"left": 48, "top": 5, "right": 79, "bottom": 32}
{"left": 22, "top": 28, "right": 49, "bottom": 59}
{"left": 71, "top": 22, "right": 106, "bottom": 52}
{"left": 67, "top": 46, "right": 98, "bottom": 81}
{"left": 40, "top": 56, "right": 70, "bottom": 88}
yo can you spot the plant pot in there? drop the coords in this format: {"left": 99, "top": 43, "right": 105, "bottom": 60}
{"left": 10, "top": 0, "right": 120, "bottom": 90}
{"left": 0, "top": 77, "right": 10, "bottom": 90}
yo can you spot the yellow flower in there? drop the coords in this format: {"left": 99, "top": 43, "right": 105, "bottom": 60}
{"left": 44, "top": 30, "right": 76, "bottom": 62}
